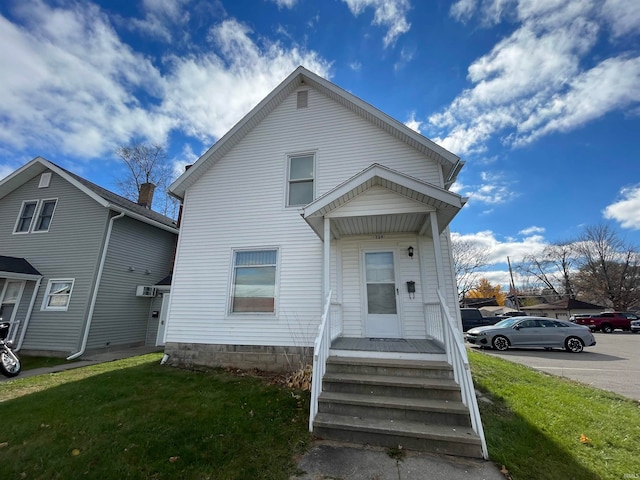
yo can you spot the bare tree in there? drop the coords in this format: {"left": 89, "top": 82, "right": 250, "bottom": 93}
{"left": 452, "top": 237, "right": 490, "bottom": 301}
{"left": 573, "top": 224, "right": 640, "bottom": 310}
{"left": 115, "top": 143, "right": 179, "bottom": 219}
{"left": 517, "top": 242, "right": 578, "bottom": 300}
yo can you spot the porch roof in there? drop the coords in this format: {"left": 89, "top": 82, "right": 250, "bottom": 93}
{"left": 0, "top": 255, "right": 42, "bottom": 280}
{"left": 302, "top": 164, "right": 467, "bottom": 239}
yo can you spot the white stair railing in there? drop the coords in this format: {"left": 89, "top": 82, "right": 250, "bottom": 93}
{"left": 309, "top": 289, "right": 332, "bottom": 431}
{"left": 437, "top": 289, "right": 489, "bottom": 459}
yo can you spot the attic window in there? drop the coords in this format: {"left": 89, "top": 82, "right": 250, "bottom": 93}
{"left": 39, "top": 172, "right": 52, "bottom": 188}
{"left": 297, "top": 90, "right": 308, "bottom": 109}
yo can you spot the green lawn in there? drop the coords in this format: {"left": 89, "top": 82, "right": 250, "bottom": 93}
{"left": 470, "top": 349, "right": 640, "bottom": 480}
{"left": 2, "top": 351, "right": 639, "bottom": 480}
{"left": 0, "top": 354, "right": 311, "bottom": 480}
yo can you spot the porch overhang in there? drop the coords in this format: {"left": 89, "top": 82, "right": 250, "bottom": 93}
{"left": 302, "top": 164, "right": 467, "bottom": 240}
{"left": 0, "top": 255, "right": 42, "bottom": 281}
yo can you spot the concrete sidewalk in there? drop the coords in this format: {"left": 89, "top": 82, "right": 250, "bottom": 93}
{"left": 293, "top": 442, "right": 505, "bottom": 480}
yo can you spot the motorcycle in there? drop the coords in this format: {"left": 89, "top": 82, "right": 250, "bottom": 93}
{"left": 0, "top": 321, "right": 21, "bottom": 378}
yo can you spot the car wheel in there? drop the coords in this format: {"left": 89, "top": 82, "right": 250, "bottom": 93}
{"left": 601, "top": 324, "right": 613, "bottom": 333}
{"left": 565, "top": 336, "right": 584, "bottom": 353}
{"left": 492, "top": 335, "right": 510, "bottom": 351}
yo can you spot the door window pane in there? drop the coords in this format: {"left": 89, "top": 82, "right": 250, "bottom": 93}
{"left": 365, "top": 252, "right": 395, "bottom": 282}
{"left": 367, "top": 284, "right": 397, "bottom": 314}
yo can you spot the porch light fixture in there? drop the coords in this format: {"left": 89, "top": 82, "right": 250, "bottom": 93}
{"left": 408, "top": 246, "right": 414, "bottom": 258}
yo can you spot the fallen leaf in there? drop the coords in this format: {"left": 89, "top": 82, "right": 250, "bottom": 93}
{"left": 71, "top": 449, "right": 81, "bottom": 456}
{"left": 580, "top": 433, "right": 591, "bottom": 444}
{"left": 169, "top": 456, "right": 180, "bottom": 463}
{"left": 0, "top": 442, "right": 8, "bottom": 448}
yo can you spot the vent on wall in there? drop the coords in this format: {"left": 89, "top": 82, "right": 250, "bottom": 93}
{"left": 39, "top": 172, "right": 52, "bottom": 188}
{"left": 297, "top": 90, "right": 308, "bottom": 109}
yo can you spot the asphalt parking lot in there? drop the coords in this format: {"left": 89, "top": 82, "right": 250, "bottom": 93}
{"left": 470, "top": 331, "right": 640, "bottom": 401}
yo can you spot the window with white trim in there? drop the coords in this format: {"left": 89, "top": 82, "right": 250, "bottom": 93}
{"left": 230, "top": 250, "right": 277, "bottom": 313}
{"left": 287, "top": 154, "right": 314, "bottom": 206}
{"left": 14, "top": 200, "right": 38, "bottom": 233}
{"left": 34, "top": 199, "right": 57, "bottom": 232}
{"left": 41, "top": 279, "right": 74, "bottom": 311}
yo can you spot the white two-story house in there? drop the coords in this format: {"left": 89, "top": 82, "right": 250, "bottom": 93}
{"left": 164, "top": 67, "right": 487, "bottom": 458}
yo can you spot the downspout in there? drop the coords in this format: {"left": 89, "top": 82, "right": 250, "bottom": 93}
{"left": 67, "top": 211, "right": 125, "bottom": 360}
{"left": 15, "top": 276, "right": 43, "bottom": 351}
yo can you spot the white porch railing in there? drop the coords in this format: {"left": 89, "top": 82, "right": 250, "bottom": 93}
{"left": 437, "top": 289, "right": 488, "bottom": 459}
{"left": 309, "top": 289, "right": 332, "bottom": 431}
{"left": 424, "top": 301, "right": 444, "bottom": 343}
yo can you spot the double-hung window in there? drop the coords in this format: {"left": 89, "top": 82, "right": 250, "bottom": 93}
{"left": 231, "top": 250, "right": 277, "bottom": 313}
{"left": 34, "top": 199, "right": 57, "bottom": 232}
{"left": 287, "top": 154, "right": 314, "bottom": 206}
{"left": 42, "top": 279, "right": 74, "bottom": 311}
{"left": 14, "top": 201, "right": 38, "bottom": 233}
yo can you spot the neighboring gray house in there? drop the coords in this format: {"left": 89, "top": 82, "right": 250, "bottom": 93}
{"left": 0, "top": 157, "right": 178, "bottom": 358}
{"left": 521, "top": 298, "right": 604, "bottom": 320}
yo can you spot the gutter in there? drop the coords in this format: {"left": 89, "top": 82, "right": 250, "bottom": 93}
{"left": 444, "top": 159, "right": 464, "bottom": 189}
{"left": 15, "top": 276, "right": 43, "bottom": 351}
{"left": 107, "top": 204, "right": 178, "bottom": 234}
{"left": 67, "top": 211, "right": 125, "bottom": 360}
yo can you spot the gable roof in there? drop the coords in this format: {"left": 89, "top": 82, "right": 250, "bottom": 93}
{"left": 302, "top": 163, "right": 467, "bottom": 239}
{"left": 169, "top": 66, "right": 464, "bottom": 200}
{"left": 0, "top": 157, "right": 178, "bottom": 233}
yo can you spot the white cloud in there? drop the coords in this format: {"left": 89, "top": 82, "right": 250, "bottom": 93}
{"left": 519, "top": 226, "right": 545, "bottom": 235}
{"left": 453, "top": 171, "right": 516, "bottom": 205}
{"left": 430, "top": 0, "right": 640, "bottom": 156}
{"left": 451, "top": 230, "right": 547, "bottom": 265}
{"left": 603, "top": 185, "right": 640, "bottom": 230}
{"left": 601, "top": 0, "right": 640, "bottom": 38}
{"left": 271, "top": 0, "right": 298, "bottom": 8}
{"left": 0, "top": 2, "right": 331, "bottom": 164}
{"left": 342, "top": 0, "right": 411, "bottom": 48}
{"left": 404, "top": 113, "right": 422, "bottom": 133}
{"left": 128, "top": 0, "right": 191, "bottom": 42}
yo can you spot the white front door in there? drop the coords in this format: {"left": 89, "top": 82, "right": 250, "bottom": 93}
{"left": 364, "top": 251, "right": 401, "bottom": 337}
{"left": 156, "top": 293, "right": 171, "bottom": 346}
{"left": 0, "top": 280, "right": 25, "bottom": 341}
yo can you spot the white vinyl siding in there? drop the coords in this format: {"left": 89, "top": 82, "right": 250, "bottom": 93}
{"left": 167, "top": 85, "right": 448, "bottom": 347}
{"left": 41, "top": 279, "right": 74, "bottom": 311}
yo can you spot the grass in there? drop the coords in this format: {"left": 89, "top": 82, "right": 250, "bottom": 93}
{"left": 469, "top": 349, "right": 640, "bottom": 480}
{"left": 3, "top": 351, "right": 640, "bottom": 479}
{"left": 19, "top": 355, "right": 77, "bottom": 371}
{"left": 0, "top": 354, "right": 311, "bottom": 480}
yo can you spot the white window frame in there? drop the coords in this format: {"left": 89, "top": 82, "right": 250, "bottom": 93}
{"left": 286, "top": 152, "right": 315, "bottom": 207}
{"left": 32, "top": 198, "right": 58, "bottom": 233}
{"left": 228, "top": 248, "right": 279, "bottom": 315}
{"left": 13, "top": 200, "right": 39, "bottom": 234}
{"left": 41, "top": 278, "right": 75, "bottom": 312}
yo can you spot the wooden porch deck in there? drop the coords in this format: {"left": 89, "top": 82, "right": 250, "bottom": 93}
{"left": 331, "top": 337, "right": 445, "bottom": 354}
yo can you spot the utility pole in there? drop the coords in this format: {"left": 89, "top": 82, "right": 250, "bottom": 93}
{"left": 507, "top": 256, "right": 520, "bottom": 311}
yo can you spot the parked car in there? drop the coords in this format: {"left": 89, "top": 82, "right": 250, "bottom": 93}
{"left": 569, "top": 314, "right": 593, "bottom": 323}
{"left": 573, "top": 312, "right": 638, "bottom": 333}
{"left": 631, "top": 318, "right": 640, "bottom": 333}
{"left": 465, "top": 316, "right": 596, "bottom": 353}
{"left": 460, "top": 308, "right": 497, "bottom": 332}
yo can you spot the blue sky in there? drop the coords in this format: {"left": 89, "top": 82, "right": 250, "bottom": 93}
{"left": 1, "top": 0, "right": 639, "bottom": 288}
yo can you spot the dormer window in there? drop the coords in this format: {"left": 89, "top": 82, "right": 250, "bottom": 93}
{"left": 287, "top": 154, "right": 315, "bottom": 206}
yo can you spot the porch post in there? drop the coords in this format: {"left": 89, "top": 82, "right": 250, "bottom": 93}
{"left": 323, "top": 216, "right": 331, "bottom": 301}
{"left": 429, "top": 212, "right": 445, "bottom": 291}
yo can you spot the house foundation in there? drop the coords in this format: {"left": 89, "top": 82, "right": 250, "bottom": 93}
{"left": 163, "top": 342, "right": 311, "bottom": 372}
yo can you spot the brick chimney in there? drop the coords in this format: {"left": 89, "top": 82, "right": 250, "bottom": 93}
{"left": 138, "top": 182, "right": 156, "bottom": 209}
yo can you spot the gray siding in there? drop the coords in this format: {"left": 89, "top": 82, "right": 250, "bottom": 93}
{"left": 88, "top": 216, "right": 175, "bottom": 349}
{"left": 0, "top": 171, "right": 108, "bottom": 352}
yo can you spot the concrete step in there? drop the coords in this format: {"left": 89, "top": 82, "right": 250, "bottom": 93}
{"left": 326, "top": 356, "right": 454, "bottom": 379}
{"left": 322, "top": 372, "right": 462, "bottom": 401}
{"left": 313, "top": 413, "right": 483, "bottom": 458}
{"left": 318, "top": 391, "right": 472, "bottom": 426}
